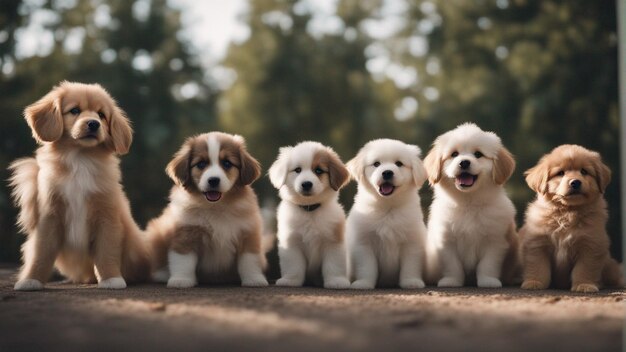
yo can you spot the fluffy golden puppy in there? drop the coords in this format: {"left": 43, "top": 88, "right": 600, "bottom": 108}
{"left": 146, "top": 132, "right": 270, "bottom": 288}
{"left": 520, "top": 144, "right": 623, "bottom": 292}
{"left": 9, "top": 81, "right": 150, "bottom": 291}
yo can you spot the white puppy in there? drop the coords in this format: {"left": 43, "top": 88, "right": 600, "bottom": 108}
{"left": 345, "top": 139, "right": 428, "bottom": 290}
{"left": 269, "top": 141, "right": 351, "bottom": 289}
{"left": 424, "top": 123, "right": 519, "bottom": 288}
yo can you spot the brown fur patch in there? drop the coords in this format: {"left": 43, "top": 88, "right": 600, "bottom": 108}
{"left": 313, "top": 148, "right": 349, "bottom": 191}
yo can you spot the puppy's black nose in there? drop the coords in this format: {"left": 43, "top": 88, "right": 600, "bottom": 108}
{"left": 208, "top": 177, "right": 220, "bottom": 188}
{"left": 382, "top": 170, "right": 394, "bottom": 180}
{"left": 570, "top": 179, "right": 582, "bottom": 190}
{"left": 87, "top": 120, "right": 100, "bottom": 132}
{"left": 460, "top": 160, "right": 471, "bottom": 170}
{"left": 301, "top": 181, "right": 313, "bottom": 191}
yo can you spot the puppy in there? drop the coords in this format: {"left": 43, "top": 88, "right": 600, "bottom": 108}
{"left": 424, "top": 123, "right": 518, "bottom": 288}
{"left": 520, "top": 145, "right": 623, "bottom": 292}
{"left": 345, "top": 139, "right": 428, "bottom": 290}
{"left": 269, "top": 142, "right": 351, "bottom": 289}
{"left": 146, "top": 132, "right": 269, "bottom": 288}
{"left": 9, "top": 81, "right": 150, "bottom": 291}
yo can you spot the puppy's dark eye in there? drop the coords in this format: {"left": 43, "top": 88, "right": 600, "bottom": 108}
{"left": 69, "top": 107, "right": 81, "bottom": 115}
{"left": 395, "top": 161, "right": 404, "bottom": 167}
{"left": 222, "top": 160, "right": 232, "bottom": 169}
{"left": 556, "top": 170, "right": 565, "bottom": 176}
{"left": 474, "top": 151, "right": 483, "bottom": 158}
{"left": 98, "top": 111, "right": 106, "bottom": 120}
{"left": 451, "top": 151, "right": 459, "bottom": 158}
{"left": 581, "top": 168, "right": 588, "bottom": 175}
{"left": 294, "top": 167, "right": 302, "bottom": 174}
{"left": 373, "top": 161, "right": 380, "bottom": 167}
{"left": 196, "top": 161, "right": 208, "bottom": 170}
{"left": 314, "top": 167, "right": 324, "bottom": 175}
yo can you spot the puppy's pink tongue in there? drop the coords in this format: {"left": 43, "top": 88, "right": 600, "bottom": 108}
{"left": 457, "top": 173, "right": 475, "bottom": 186}
{"left": 205, "top": 191, "right": 222, "bottom": 202}
{"left": 379, "top": 183, "right": 394, "bottom": 196}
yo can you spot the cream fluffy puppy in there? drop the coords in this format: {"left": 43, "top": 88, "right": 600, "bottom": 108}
{"left": 345, "top": 139, "right": 428, "bottom": 290}
{"left": 424, "top": 123, "right": 518, "bottom": 288}
{"left": 269, "top": 142, "right": 351, "bottom": 289}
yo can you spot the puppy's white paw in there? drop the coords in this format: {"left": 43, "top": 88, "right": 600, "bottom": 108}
{"left": 14, "top": 279, "right": 44, "bottom": 291}
{"left": 241, "top": 276, "right": 269, "bottom": 287}
{"left": 438, "top": 277, "right": 463, "bottom": 288}
{"left": 400, "top": 278, "right": 426, "bottom": 289}
{"left": 152, "top": 269, "right": 170, "bottom": 283}
{"left": 324, "top": 277, "right": 351, "bottom": 290}
{"left": 477, "top": 276, "right": 502, "bottom": 288}
{"left": 167, "top": 277, "right": 197, "bottom": 289}
{"left": 98, "top": 277, "right": 127, "bottom": 289}
{"left": 350, "top": 279, "right": 375, "bottom": 290}
{"left": 275, "top": 277, "right": 302, "bottom": 287}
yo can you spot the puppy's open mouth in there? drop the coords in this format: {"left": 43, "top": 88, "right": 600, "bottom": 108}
{"left": 378, "top": 182, "right": 395, "bottom": 196}
{"left": 204, "top": 191, "right": 222, "bottom": 202}
{"left": 80, "top": 134, "right": 98, "bottom": 140}
{"left": 455, "top": 172, "right": 477, "bottom": 188}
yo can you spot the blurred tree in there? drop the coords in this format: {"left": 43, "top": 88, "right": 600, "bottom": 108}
{"left": 0, "top": 0, "right": 215, "bottom": 261}
{"left": 393, "top": 0, "right": 621, "bottom": 258}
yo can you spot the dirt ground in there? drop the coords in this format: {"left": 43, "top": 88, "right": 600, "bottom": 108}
{"left": 0, "top": 266, "right": 623, "bottom": 352}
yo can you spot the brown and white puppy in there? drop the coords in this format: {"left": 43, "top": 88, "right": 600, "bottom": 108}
{"left": 9, "top": 81, "right": 150, "bottom": 291}
{"left": 520, "top": 144, "right": 623, "bottom": 292}
{"left": 146, "top": 132, "right": 269, "bottom": 288}
{"left": 424, "top": 123, "right": 519, "bottom": 288}
{"left": 269, "top": 141, "right": 351, "bottom": 289}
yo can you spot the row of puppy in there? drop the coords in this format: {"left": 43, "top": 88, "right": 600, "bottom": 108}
{"left": 10, "top": 82, "right": 623, "bottom": 293}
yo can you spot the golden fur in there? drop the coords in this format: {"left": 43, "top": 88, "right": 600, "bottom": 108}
{"left": 9, "top": 81, "right": 150, "bottom": 290}
{"left": 146, "top": 132, "right": 269, "bottom": 287}
{"left": 520, "top": 144, "right": 623, "bottom": 292}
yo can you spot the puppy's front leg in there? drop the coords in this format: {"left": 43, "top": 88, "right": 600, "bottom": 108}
{"left": 322, "top": 243, "right": 350, "bottom": 289}
{"left": 93, "top": 222, "right": 126, "bottom": 289}
{"left": 15, "top": 215, "right": 63, "bottom": 291}
{"left": 520, "top": 237, "right": 552, "bottom": 290}
{"left": 571, "top": 247, "right": 604, "bottom": 293}
{"left": 238, "top": 252, "right": 269, "bottom": 287}
{"left": 167, "top": 226, "right": 202, "bottom": 288}
{"left": 438, "top": 245, "right": 464, "bottom": 287}
{"left": 276, "top": 246, "right": 307, "bottom": 287}
{"left": 476, "top": 242, "right": 508, "bottom": 288}
{"left": 350, "top": 244, "right": 378, "bottom": 290}
{"left": 398, "top": 242, "right": 425, "bottom": 289}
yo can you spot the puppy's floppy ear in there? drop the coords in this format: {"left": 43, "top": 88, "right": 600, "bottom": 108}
{"left": 325, "top": 148, "right": 350, "bottom": 191}
{"left": 166, "top": 140, "right": 193, "bottom": 189}
{"left": 590, "top": 152, "right": 611, "bottom": 193}
{"left": 108, "top": 105, "right": 133, "bottom": 155}
{"left": 269, "top": 147, "right": 293, "bottom": 189}
{"left": 407, "top": 144, "right": 427, "bottom": 187}
{"left": 423, "top": 143, "right": 443, "bottom": 185}
{"left": 524, "top": 158, "right": 549, "bottom": 194}
{"left": 236, "top": 138, "right": 261, "bottom": 186}
{"left": 492, "top": 147, "right": 516, "bottom": 185}
{"left": 24, "top": 87, "right": 64, "bottom": 143}
{"left": 346, "top": 149, "right": 365, "bottom": 184}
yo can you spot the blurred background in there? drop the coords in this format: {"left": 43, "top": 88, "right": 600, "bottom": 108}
{"left": 0, "top": 0, "right": 622, "bottom": 278}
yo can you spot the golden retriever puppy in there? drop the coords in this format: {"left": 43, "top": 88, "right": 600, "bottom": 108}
{"left": 269, "top": 142, "right": 351, "bottom": 289}
{"left": 424, "top": 123, "right": 519, "bottom": 288}
{"left": 146, "top": 132, "right": 270, "bottom": 288}
{"left": 345, "top": 139, "right": 428, "bottom": 290}
{"left": 520, "top": 144, "right": 623, "bottom": 292}
{"left": 9, "top": 81, "right": 150, "bottom": 291}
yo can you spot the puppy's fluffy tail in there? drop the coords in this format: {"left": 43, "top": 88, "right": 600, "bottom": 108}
{"left": 8, "top": 158, "right": 39, "bottom": 234}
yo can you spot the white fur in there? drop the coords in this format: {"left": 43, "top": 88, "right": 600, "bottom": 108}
{"left": 198, "top": 134, "right": 233, "bottom": 193}
{"left": 98, "top": 276, "right": 127, "bottom": 289}
{"left": 426, "top": 123, "right": 515, "bottom": 288}
{"left": 238, "top": 253, "right": 269, "bottom": 287}
{"left": 14, "top": 278, "right": 44, "bottom": 291}
{"left": 270, "top": 142, "right": 350, "bottom": 289}
{"left": 345, "top": 139, "right": 428, "bottom": 289}
{"left": 167, "top": 250, "right": 198, "bottom": 288}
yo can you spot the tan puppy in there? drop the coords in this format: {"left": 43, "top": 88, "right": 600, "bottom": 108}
{"left": 9, "top": 81, "right": 150, "bottom": 291}
{"left": 520, "top": 145, "right": 623, "bottom": 292}
{"left": 147, "top": 132, "right": 269, "bottom": 288}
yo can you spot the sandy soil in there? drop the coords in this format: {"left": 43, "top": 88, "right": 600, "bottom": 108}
{"left": 0, "top": 266, "right": 623, "bottom": 352}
